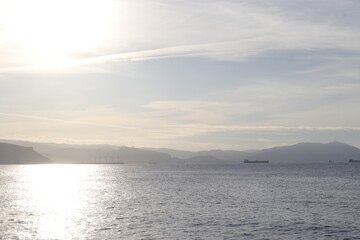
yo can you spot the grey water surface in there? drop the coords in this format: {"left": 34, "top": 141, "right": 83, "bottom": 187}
{"left": 0, "top": 163, "right": 359, "bottom": 239}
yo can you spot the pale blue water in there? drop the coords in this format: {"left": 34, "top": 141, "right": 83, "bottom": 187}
{"left": 0, "top": 163, "right": 359, "bottom": 239}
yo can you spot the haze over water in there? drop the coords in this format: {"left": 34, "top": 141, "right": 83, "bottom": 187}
{"left": 1, "top": 163, "right": 359, "bottom": 239}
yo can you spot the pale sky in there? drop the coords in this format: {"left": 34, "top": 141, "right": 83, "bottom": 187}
{"left": 0, "top": 0, "right": 359, "bottom": 150}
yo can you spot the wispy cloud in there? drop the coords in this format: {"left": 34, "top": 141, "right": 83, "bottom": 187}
{"left": 0, "top": 45, "right": 204, "bottom": 72}
{"left": 0, "top": 112, "right": 137, "bottom": 130}
{"left": 0, "top": 0, "right": 359, "bottom": 150}
{"left": 1, "top": 1, "right": 360, "bottom": 72}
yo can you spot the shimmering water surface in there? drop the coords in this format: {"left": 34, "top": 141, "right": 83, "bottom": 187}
{"left": 1, "top": 163, "right": 359, "bottom": 239}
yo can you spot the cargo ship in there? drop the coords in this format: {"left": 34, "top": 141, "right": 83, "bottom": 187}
{"left": 244, "top": 159, "right": 269, "bottom": 163}
{"left": 349, "top": 159, "right": 360, "bottom": 163}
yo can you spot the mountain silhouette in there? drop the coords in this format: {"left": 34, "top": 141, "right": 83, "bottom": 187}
{"left": 148, "top": 141, "right": 360, "bottom": 163}
{"left": 246, "top": 141, "right": 360, "bottom": 163}
{"left": 45, "top": 146, "right": 173, "bottom": 164}
{"left": 0, "top": 142, "right": 50, "bottom": 164}
{"left": 144, "top": 148, "right": 250, "bottom": 161}
{"left": 1, "top": 140, "right": 360, "bottom": 164}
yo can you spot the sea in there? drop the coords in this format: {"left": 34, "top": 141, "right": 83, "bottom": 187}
{"left": 0, "top": 163, "right": 359, "bottom": 240}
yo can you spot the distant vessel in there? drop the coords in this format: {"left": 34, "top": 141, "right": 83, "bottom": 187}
{"left": 244, "top": 159, "right": 269, "bottom": 163}
{"left": 349, "top": 159, "right": 360, "bottom": 163}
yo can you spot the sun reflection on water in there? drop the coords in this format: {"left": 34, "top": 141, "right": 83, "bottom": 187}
{"left": 20, "top": 164, "right": 96, "bottom": 239}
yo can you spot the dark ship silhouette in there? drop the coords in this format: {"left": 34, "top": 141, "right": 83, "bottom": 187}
{"left": 244, "top": 159, "right": 269, "bottom": 163}
{"left": 349, "top": 159, "right": 360, "bottom": 163}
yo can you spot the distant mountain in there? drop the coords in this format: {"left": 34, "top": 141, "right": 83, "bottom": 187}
{"left": 147, "top": 141, "right": 360, "bottom": 164}
{"left": 0, "top": 139, "right": 120, "bottom": 155}
{"left": 114, "top": 147, "right": 173, "bottom": 163}
{"left": 0, "top": 142, "right": 50, "bottom": 164}
{"left": 247, "top": 141, "right": 360, "bottom": 163}
{"left": 1, "top": 139, "right": 360, "bottom": 164}
{"left": 44, "top": 147, "right": 108, "bottom": 163}
{"left": 145, "top": 148, "right": 250, "bottom": 161}
{"left": 195, "top": 150, "right": 250, "bottom": 161}
{"left": 143, "top": 148, "right": 196, "bottom": 159}
{"left": 45, "top": 146, "right": 174, "bottom": 164}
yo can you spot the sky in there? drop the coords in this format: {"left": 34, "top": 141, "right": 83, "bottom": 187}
{"left": 0, "top": 0, "right": 360, "bottom": 151}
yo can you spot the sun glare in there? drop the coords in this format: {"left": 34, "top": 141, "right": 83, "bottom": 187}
{"left": 21, "top": 164, "right": 96, "bottom": 239}
{"left": 2, "top": 0, "right": 114, "bottom": 65}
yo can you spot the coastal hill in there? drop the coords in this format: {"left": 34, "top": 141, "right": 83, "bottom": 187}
{"left": 0, "top": 142, "right": 50, "bottom": 164}
{"left": 0, "top": 139, "right": 119, "bottom": 154}
{"left": 144, "top": 148, "right": 250, "bottom": 161}
{"left": 246, "top": 141, "right": 360, "bottom": 163}
{"left": 148, "top": 141, "right": 360, "bottom": 163}
{"left": 44, "top": 146, "right": 173, "bottom": 164}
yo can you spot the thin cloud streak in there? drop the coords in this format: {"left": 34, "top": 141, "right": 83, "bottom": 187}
{"left": 0, "top": 112, "right": 137, "bottom": 130}
{"left": 0, "top": 42, "right": 231, "bottom": 73}
{"left": 2, "top": 112, "right": 358, "bottom": 134}
{"left": 188, "top": 124, "right": 360, "bottom": 132}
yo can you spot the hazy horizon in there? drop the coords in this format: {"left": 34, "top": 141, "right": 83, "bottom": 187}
{"left": 1, "top": 138, "right": 359, "bottom": 153}
{"left": 1, "top": 0, "right": 360, "bottom": 151}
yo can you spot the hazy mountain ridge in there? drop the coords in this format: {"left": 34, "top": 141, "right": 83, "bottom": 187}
{"left": 144, "top": 148, "right": 251, "bottom": 161}
{"left": 143, "top": 148, "right": 196, "bottom": 159}
{"left": 0, "top": 142, "right": 50, "bottom": 164}
{"left": 147, "top": 141, "right": 360, "bottom": 163}
{"left": 44, "top": 146, "right": 173, "bottom": 164}
{"left": 1, "top": 140, "right": 360, "bottom": 164}
{"left": 0, "top": 139, "right": 120, "bottom": 153}
{"left": 247, "top": 141, "right": 360, "bottom": 163}
{"left": 0, "top": 141, "right": 173, "bottom": 164}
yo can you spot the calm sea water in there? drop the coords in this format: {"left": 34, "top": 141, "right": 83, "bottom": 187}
{"left": 0, "top": 163, "right": 359, "bottom": 240}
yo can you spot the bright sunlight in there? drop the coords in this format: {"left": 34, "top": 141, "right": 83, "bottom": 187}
{"left": 1, "top": 0, "right": 114, "bottom": 66}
